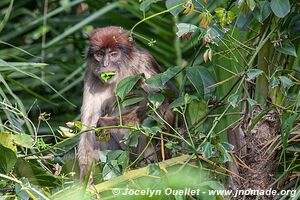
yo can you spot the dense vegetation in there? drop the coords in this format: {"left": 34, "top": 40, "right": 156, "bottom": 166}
{"left": 0, "top": 0, "right": 299, "bottom": 199}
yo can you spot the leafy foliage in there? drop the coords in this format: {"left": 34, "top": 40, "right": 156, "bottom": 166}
{"left": 0, "top": 0, "right": 300, "bottom": 199}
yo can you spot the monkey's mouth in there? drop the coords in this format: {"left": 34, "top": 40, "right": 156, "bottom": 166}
{"left": 100, "top": 71, "right": 116, "bottom": 82}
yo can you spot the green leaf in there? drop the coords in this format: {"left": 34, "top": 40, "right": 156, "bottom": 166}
{"left": 253, "top": 1, "right": 271, "bottom": 23}
{"left": 176, "top": 23, "right": 198, "bottom": 38}
{"left": 106, "top": 150, "right": 129, "bottom": 170}
{"left": 116, "top": 74, "right": 143, "bottom": 100}
{"left": 281, "top": 114, "right": 299, "bottom": 148}
{"left": 125, "top": 131, "right": 139, "bottom": 148}
{"left": 187, "top": 99, "right": 208, "bottom": 126}
{"left": 46, "top": 2, "right": 119, "bottom": 47}
{"left": 122, "top": 97, "right": 145, "bottom": 107}
{"left": 186, "top": 65, "right": 215, "bottom": 98}
{"left": 0, "top": 145, "right": 17, "bottom": 174}
{"left": 246, "top": 0, "right": 256, "bottom": 11}
{"left": 247, "top": 98, "right": 257, "bottom": 106}
{"left": 218, "top": 143, "right": 233, "bottom": 162}
{"left": 103, "top": 160, "right": 120, "bottom": 180}
{"left": 237, "top": 0, "right": 250, "bottom": 14}
{"left": 0, "top": 132, "right": 16, "bottom": 152}
{"left": 228, "top": 94, "right": 240, "bottom": 108}
{"left": 168, "top": 95, "right": 199, "bottom": 109}
{"left": 142, "top": 125, "right": 161, "bottom": 135}
{"left": 148, "top": 93, "right": 165, "bottom": 108}
{"left": 0, "top": 0, "right": 14, "bottom": 33}
{"left": 203, "top": 142, "right": 213, "bottom": 158}
{"left": 15, "top": 178, "right": 30, "bottom": 200}
{"left": 247, "top": 69, "right": 263, "bottom": 80}
{"left": 12, "top": 134, "right": 34, "bottom": 148}
{"left": 275, "top": 40, "right": 297, "bottom": 57}
{"left": 165, "top": 0, "right": 184, "bottom": 16}
{"left": 168, "top": 96, "right": 185, "bottom": 109}
{"left": 271, "top": 0, "right": 290, "bottom": 18}
{"left": 140, "top": 0, "right": 161, "bottom": 12}
{"left": 279, "top": 76, "right": 294, "bottom": 90}
{"left": 199, "top": 181, "right": 225, "bottom": 191}
{"left": 145, "top": 66, "right": 181, "bottom": 88}
{"left": 147, "top": 164, "right": 162, "bottom": 176}
{"left": 219, "top": 142, "right": 234, "bottom": 151}
{"left": 270, "top": 76, "right": 280, "bottom": 88}
{"left": 287, "top": 143, "right": 300, "bottom": 152}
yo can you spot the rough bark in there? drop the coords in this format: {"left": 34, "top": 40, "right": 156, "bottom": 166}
{"left": 227, "top": 106, "right": 280, "bottom": 199}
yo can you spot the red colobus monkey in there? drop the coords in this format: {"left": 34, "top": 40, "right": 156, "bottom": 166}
{"left": 78, "top": 26, "right": 174, "bottom": 181}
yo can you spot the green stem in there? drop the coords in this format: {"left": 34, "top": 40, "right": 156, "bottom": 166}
{"left": 255, "top": 19, "right": 272, "bottom": 107}
{"left": 130, "top": 3, "right": 184, "bottom": 33}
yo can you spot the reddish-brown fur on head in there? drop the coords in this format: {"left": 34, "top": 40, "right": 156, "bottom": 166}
{"left": 89, "top": 26, "right": 133, "bottom": 50}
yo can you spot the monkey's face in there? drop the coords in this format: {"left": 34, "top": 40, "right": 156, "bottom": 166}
{"left": 88, "top": 47, "right": 130, "bottom": 84}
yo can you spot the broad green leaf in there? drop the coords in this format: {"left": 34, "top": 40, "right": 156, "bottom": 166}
{"left": 287, "top": 143, "right": 300, "bottom": 152}
{"left": 218, "top": 143, "right": 233, "bottom": 162}
{"left": 176, "top": 23, "right": 198, "bottom": 38}
{"left": 0, "top": 145, "right": 17, "bottom": 174}
{"left": 116, "top": 74, "right": 143, "bottom": 100}
{"left": 142, "top": 125, "right": 161, "bottom": 135}
{"left": 269, "top": 76, "right": 280, "bottom": 88}
{"left": 253, "top": 1, "right": 271, "bottom": 23}
{"left": 165, "top": 0, "right": 184, "bottom": 16}
{"left": 186, "top": 65, "right": 215, "bottom": 98}
{"left": 203, "top": 142, "right": 213, "bottom": 158}
{"left": 279, "top": 76, "right": 294, "bottom": 90}
{"left": 148, "top": 93, "right": 165, "bottom": 108}
{"left": 140, "top": 0, "right": 161, "bottom": 12}
{"left": 271, "top": 0, "right": 290, "bottom": 18}
{"left": 275, "top": 40, "right": 297, "bottom": 57}
{"left": 103, "top": 160, "right": 120, "bottom": 180}
{"left": 199, "top": 181, "right": 225, "bottom": 191}
{"left": 247, "top": 98, "right": 257, "bottom": 106}
{"left": 187, "top": 99, "right": 208, "bottom": 126}
{"left": 219, "top": 142, "right": 234, "bottom": 151}
{"left": 15, "top": 178, "right": 30, "bottom": 200}
{"left": 106, "top": 150, "right": 129, "bottom": 170}
{"left": 12, "top": 134, "right": 34, "bottom": 148}
{"left": 247, "top": 69, "right": 263, "bottom": 80}
{"left": 228, "top": 94, "right": 240, "bottom": 108}
{"left": 145, "top": 66, "right": 181, "bottom": 88}
{"left": 15, "top": 158, "right": 60, "bottom": 187}
{"left": 0, "top": 132, "right": 16, "bottom": 152}
{"left": 122, "top": 97, "right": 144, "bottom": 107}
{"left": 124, "top": 131, "right": 139, "bottom": 148}
{"left": 168, "top": 95, "right": 199, "bottom": 109}
{"left": 147, "top": 164, "right": 162, "bottom": 176}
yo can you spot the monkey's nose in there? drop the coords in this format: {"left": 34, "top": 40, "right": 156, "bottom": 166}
{"left": 104, "top": 60, "right": 109, "bottom": 68}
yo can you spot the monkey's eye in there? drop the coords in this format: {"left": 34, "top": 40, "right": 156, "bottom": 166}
{"left": 94, "top": 51, "right": 104, "bottom": 61}
{"left": 109, "top": 51, "right": 119, "bottom": 58}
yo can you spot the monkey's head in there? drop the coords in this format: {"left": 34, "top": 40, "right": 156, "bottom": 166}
{"left": 87, "top": 26, "right": 134, "bottom": 84}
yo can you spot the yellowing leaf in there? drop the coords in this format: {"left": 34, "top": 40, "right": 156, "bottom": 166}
{"left": 183, "top": 0, "right": 194, "bottom": 15}
{"left": 58, "top": 126, "right": 75, "bottom": 138}
{"left": 199, "top": 11, "right": 212, "bottom": 28}
{"left": 0, "top": 132, "right": 16, "bottom": 152}
{"left": 215, "top": 8, "right": 225, "bottom": 19}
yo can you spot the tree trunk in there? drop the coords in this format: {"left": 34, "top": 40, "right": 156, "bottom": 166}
{"left": 227, "top": 105, "right": 280, "bottom": 199}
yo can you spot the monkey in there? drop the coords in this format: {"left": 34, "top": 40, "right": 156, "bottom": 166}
{"left": 78, "top": 26, "right": 176, "bottom": 181}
